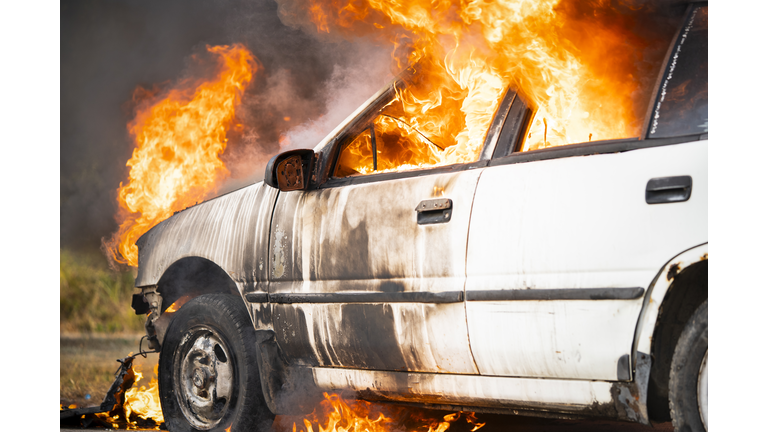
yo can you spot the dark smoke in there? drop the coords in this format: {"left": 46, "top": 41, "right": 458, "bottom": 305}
{"left": 61, "top": 0, "right": 392, "bottom": 254}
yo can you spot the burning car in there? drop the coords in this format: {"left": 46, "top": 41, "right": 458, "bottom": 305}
{"left": 130, "top": 3, "right": 707, "bottom": 431}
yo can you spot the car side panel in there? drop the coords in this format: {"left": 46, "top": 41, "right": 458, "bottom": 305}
{"left": 269, "top": 171, "right": 481, "bottom": 374}
{"left": 465, "top": 140, "right": 707, "bottom": 380}
{"left": 135, "top": 181, "right": 278, "bottom": 293}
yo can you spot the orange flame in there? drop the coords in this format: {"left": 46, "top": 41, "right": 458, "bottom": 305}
{"left": 123, "top": 364, "right": 165, "bottom": 425}
{"left": 104, "top": 44, "right": 258, "bottom": 267}
{"left": 288, "top": 393, "right": 485, "bottom": 432}
{"left": 284, "top": 0, "right": 674, "bottom": 173}
{"left": 92, "top": 362, "right": 164, "bottom": 429}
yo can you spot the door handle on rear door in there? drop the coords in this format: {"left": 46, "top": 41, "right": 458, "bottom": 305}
{"left": 416, "top": 198, "right": 452, "bottom": 225}
{"left": 645, "top": 176, "right": 692, "bottom": 204}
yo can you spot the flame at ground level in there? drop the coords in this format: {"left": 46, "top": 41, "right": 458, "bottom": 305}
{"left": 277, "top": 392, "right": 486, "bottom": 432}
{"left": 92, "top": 362, "right": 164, "bottom": 430}
{"left": 123, "top": 364, "right": 165, "bottom": 425}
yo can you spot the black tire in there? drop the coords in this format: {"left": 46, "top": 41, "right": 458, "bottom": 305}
{"left": 158, "top": 294, "right": 275, "bottom": 432}
{"left": 669, "top": 299, "right": 708, "bottom": 432}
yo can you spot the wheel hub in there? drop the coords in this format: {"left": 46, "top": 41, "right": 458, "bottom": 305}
{"left": 193, "top": 368, "right": 208, "bottom": 389}
{"left": 174, "top": 327, "right": 234, "bottom": 430}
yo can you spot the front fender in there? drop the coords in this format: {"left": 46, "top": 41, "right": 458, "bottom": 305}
{"left": 135, "top": 181, "right": 278, "bottom": 292}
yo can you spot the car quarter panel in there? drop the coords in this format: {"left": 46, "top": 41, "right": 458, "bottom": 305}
{"left": 465, "top": 139, "right": 707, "bottom": 380}
{"left": 268, "top": 171, "right": 482, "bottom": 374}
{"left": 634, "top": 242, "right": 708, "bottom": 356}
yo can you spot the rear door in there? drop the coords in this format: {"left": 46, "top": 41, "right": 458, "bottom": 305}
{"left": 465, "top": 4, "right": 708, "bottom": 381}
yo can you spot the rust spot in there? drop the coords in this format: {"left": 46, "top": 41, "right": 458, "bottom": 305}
{"left": 666, "top": 262, "right": 680, "bottom": 281}
{"left": 700, "top": 253, "right": 708, "bottom": 261}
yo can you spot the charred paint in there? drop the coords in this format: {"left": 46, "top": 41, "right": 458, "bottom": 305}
{"left": 666, "top": 262, "right": 681, "bottom": 281}
{"left": 273, "top": 305, "right": 318, "bottom": 366}
{"left": 272, "top": 303, "right": 409, "bottom": 370}
{"left": 315, "top": 217, "right": 372, "bottom": 281}
{"left": 327, "top": 304, "right": 406, "bottom": 370}
{"left": 271, "top": 302, "right": 477, "bottom": 374}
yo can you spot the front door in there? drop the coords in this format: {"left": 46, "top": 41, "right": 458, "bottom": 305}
{"left": 269, "top": 169, "right": 480, "bottom": 374}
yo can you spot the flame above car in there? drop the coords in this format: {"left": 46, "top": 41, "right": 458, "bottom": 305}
{"left": 104, "top": 44, "right": 257, "bottom": 267}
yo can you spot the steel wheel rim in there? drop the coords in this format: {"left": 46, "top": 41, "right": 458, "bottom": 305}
{"left": 174, "top": 326, "right": 235, "bottom": 430}
{"left": 698, "top": 349, "right": 708, "bottom": 431}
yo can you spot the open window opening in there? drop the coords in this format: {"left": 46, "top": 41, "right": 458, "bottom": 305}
{"left": 333, "top": 72, "right": 505, "bottom": 178}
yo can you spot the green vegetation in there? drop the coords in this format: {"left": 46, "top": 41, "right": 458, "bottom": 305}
{"left": 60, "top": 248, "right": 145, "bottom": 334}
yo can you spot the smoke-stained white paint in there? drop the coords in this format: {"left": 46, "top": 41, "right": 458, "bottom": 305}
{"left": 134, "top": 181, "right": 278, "bottom": 289}
{"left": 634, "top": 242, "right": 708, "bottom": 355}
{"left": 269, "top": 170, "right": 482, "bottom": 374}
{"left": 465, "top": 140, "right": 708, "bottom": 380}
{"left": 311, "top": 367, "right": 613, "bottom": 409}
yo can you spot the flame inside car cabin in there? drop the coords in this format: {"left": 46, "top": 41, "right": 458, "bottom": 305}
{"left": 290, "top": 0, "right": 677, "bottom": 166}
{"left": 104, "top": 44, "right": 258, "bottom": 267}
{"left": 105, "top": 2, "right": 677, "bottom": 266}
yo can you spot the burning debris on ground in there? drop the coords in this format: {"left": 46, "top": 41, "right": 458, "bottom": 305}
{"left": 275, "top": 393, "right": 487, "bottom": 432}
{"left": 60, "top": 353, "right": 164, "bottom": 430}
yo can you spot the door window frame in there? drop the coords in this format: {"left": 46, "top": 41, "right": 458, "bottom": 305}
{"left": 487, "top": 2, "right": 706, "bottom": 169}
{"left": 314, "top": 81, "right": 524, "bottom": 189}
{"left": 642, "top": 2, "right": 707, "bottom": 139}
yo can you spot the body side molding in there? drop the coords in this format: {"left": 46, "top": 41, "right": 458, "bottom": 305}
{"left": 246, "top": 288, "right": 645, "bottom": 304}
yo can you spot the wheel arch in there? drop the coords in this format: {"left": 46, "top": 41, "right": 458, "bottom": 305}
{"left": 155, "top": 255, "right": 241, "bottom": 312}
{"left": 138, "top": 255, "right": 249, "bottom": 349}
{"left": 632, "top": 243, "right": 708, "bottom": 422}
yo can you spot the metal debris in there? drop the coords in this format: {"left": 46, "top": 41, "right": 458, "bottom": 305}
{"left": 60, "top": 339, "right": 161, "bottom": 429}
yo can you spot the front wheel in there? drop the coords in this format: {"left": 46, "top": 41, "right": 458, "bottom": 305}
{"left": 158, "top": 294, "right": 275, "bottom": 432}
{"left": 669, "top": 299, "right": 708, "bottom": 432}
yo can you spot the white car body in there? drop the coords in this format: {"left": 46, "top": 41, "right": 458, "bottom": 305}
{"left": 134, "top": 3, "right": 708, "bottom": 427}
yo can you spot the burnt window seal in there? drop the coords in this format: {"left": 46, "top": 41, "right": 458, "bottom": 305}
{"left": 489, "top": 134, "right": 705, "bottom": 168}
{"left": 315, "top": 86, "right": 397, "bottom": 187}
{"left": 321, "top": 160, "right": 489, "bottom": 189}
{"left": 492, "top": 91, "right": 535, "bottom": 158}
{"left": 640, "top": 2, "right": 702, "bottom": 140}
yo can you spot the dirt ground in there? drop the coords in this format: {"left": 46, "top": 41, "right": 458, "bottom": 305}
{"left": 60, "top": 333, "right": 159, "bottom": 409}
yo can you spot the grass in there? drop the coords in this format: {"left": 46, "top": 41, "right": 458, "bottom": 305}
{"left": 60, "top": 248, "right": 144, "bottom": 334}
{"left": 60, "top": 248, "right": 153, "bottom": 407}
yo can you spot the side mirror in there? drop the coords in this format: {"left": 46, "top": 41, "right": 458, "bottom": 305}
{"left": 264, "top": 149, "right": 315, "bottom": 191}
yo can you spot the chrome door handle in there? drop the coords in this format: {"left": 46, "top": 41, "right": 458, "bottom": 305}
{"left": 416, "top": 198, "right": 452, "bottom": 225}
